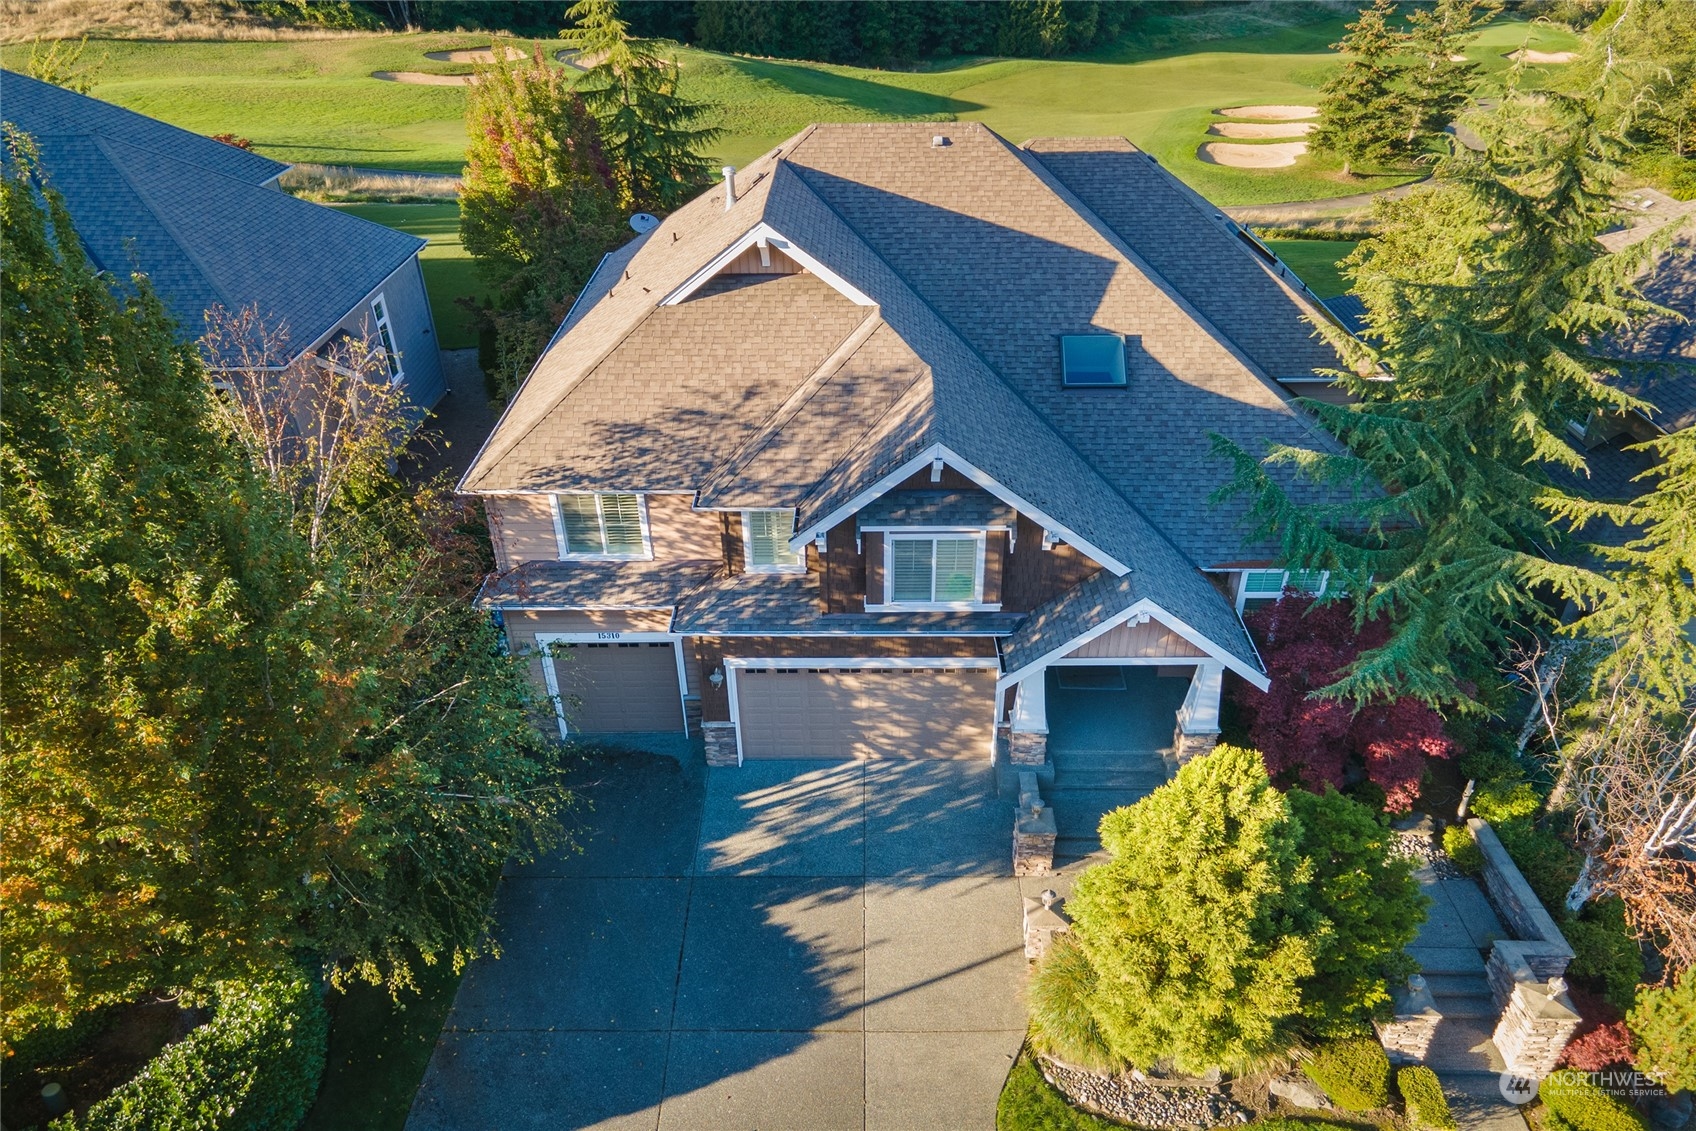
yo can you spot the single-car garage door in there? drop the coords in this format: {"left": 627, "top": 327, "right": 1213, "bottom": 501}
{"left": 735, "top": 666, "right": 995, "bottom": 759}
{"left": 545, "top": 641, "right": 684, "bottom": 734}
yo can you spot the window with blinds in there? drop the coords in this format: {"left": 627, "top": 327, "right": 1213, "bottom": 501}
{"left": 1239, "top": 567, "right": 1329, "bottom": 608}
{"left": 888, "top": 535, "right": 981, "bottom": 605}
{"left": 744, "top": 510, "right": 802, "bottom": 571}
{"left": 556, "top": 493, "right": 647, "bottom": 558}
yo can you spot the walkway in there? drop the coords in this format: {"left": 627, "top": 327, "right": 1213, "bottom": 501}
{"left": 1042, "top": 666, "right": 1184, "bottom": 861}
{"left": 407, "top": 747, "right": 1027, "bottom": 1131}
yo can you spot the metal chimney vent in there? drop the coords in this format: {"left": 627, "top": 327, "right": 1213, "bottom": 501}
{"left": 931, "top": 135, "right": 951, "bottom": 148}
{"left": 722, "top": 166, "right": 736, "bottom": 210}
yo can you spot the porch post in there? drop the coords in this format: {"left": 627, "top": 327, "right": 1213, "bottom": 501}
{"left": 1173, "top": 660, "right": 1223, "bottom": 764}
{"left": 1009, "top": 673, "right": 1049, "bottom": 766}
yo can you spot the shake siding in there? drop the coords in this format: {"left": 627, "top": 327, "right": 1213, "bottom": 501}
{"left": 823, "top": 519, "right": 866, "bottom": 613}
{"left": 1063, "top": 619, "right": 1204, "bottom": 659}
{"left": 719, "top": 512, "right": 744, "bottom": 575}
{"left": 981, "top": 531, "right": 1005, "bottom": 605}
{"left": 863, "top": 532, "right": 885, "bottom": 605}
{"left": 646, "top": 494, "right": 721, "bottom": 558}
{"left": 893, "top": 466, "right": 977, "bottom": 492}
{"left": 691, "top": 635, "right": 1000, "bottom": 722}
{"left": 488, "top": 495, "right": 559, "bottom": 569}
{"left": 1001, "top": 514, "right": 1103, "bottom": 612}
{"left": 721, "top": 245, "right": 803, "bottom": 276}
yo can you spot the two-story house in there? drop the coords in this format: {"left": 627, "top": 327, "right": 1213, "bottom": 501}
{"left": 460, "top": 122, "right": 1353, "bottom": 768}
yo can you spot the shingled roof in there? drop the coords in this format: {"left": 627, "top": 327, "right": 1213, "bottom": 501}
{"left": 1, "top": 70, "right": 424, "bottom": 362}
{"left": 462, "top": 122, "right": 1362, "bottom": 676}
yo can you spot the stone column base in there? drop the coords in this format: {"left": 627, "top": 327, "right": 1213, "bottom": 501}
{"left": 1173, "top": 727, "right": 1220, "bottom": 764}
{"left": 1014, "top": 830, "right": 1056, "bottom": 876}
{"left": 1009, "top": 731, "right": 1048, "bottom": 766}
{"left": 1494, "top": 979, "right": 1580, "bottom": 1079}
{"left": 703, "top": 724, "right": 738, "bottom": 767}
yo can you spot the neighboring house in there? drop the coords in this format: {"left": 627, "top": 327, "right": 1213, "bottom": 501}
{"left": 460, "top": 122, "right": 1356, "bottom": 767}
{"left": 0, "top": 70, "right": 445, "bottom": 408}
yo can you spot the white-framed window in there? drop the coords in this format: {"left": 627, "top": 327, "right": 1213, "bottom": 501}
{"left": 1236, "top": 567, "right": 1328, "bottom": 611}
{"left": 371, "top": 294, "right": 402, "bottom": 384}
{"left": 885, "top": 533, "right": 985, "bottom": 607}
{"left": 743, "top": 510, "right": 804, "bottom": 572}
{"left": 553, "top": 493, "right": 650, "bottom": 559}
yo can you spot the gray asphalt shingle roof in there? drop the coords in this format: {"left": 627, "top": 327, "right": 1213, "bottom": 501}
{"left": 1600, "top": 232, "right": 1696, "bottom": 433}
{"left": 478, "top": 559, "right": 723, "bottom": 610}
{"left": 672, "top": 569, "right": 1024, "bottom": 636}
{"left": 2, "top": 70, "right": 424, "bottom": 361}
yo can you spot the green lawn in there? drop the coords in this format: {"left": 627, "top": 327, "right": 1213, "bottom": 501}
{"left": 302, "top": 958, "right": 464, "bottom": 1131}
{"left": 0, "top": 14, "right": 1581, "bottom": 207}
{"left": 331, "top": 201, "right": 486, "bottom": 350}
{"left": 1262, "top": 239, "right": 1360, "bottom": 298}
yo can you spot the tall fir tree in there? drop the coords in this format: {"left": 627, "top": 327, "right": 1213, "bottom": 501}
{"left": 1213, "top": 91, "right": 1666, "bottom": 707}
{"left": 1311, "top": 0, "right": 1414, "bottom": 175}
{"left": 459, "top": 41, "right": 621, "bottom": 399}
{"left": 1402, "top": 0, "right": 1485, "bottom": 148}
{"left": 563, "top": 0, "right": 719, "bottom": 214}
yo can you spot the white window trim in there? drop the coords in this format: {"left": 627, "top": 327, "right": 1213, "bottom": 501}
{"left": 371, "top": 293, "right": 403, "bottom": 385}
{"left": 1235, "top": 567, "right": 1329, "bottom": 612}
{"left": 870, "top": 531, "right": 996, "bottom": 611}
{"left": 742, "top": 510, "right": 807, "bottom": 574}
{"left": 550, "top": 493, "right": 654, "bottom": 561}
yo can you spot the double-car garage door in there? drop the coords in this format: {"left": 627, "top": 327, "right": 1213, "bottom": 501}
{"left": 735, "top": 666, "right": 995, "bottom": 760}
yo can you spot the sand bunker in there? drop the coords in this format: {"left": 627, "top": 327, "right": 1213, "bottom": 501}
{"left": 372, "top": 71, "right": 473, "bottom": 85}
{"left": 1508, "top": 49, "right": 1579, "bottom": 63}
{"left": 1216, "top": 104, "right": 1318, "bottom": 121}
{"left": 1207, "top": 121, "right": 1314, "bottom": 139}
{"left": 424, "top": 46, "right": 527, "bottom": 63}
{"left": 1197, "top": 140, "right": 1308, "bottom": 168}
{"left": 556, "top": 49, "right": 611, "bottom": 70}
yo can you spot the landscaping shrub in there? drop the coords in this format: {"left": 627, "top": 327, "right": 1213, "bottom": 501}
{"left": 1397, "top": 1066, "right": 1456, "bottom": 1131}
{"left": 1629, "top": 967, "right": 1696, "bottom": 1093}
{"left": 1443, "top": 824, "right": 1483, "bottom": 874}
{"left": 1027, "top": 938, "right": 1119, "bottom": 1073}
{"left": 996, "top": 1054, "right": 1124, "bottom": 1131}
{"left": 1564, "top": 901, "right": 1643, "bottom": 1012}
{"left": 1468, "top": 781, "right": 1541, "bottom": 824}
{"left": 60, "top": 975, "right": 327, "bottom": 1131}
{"left": 1301, "top": 1039, "right": 1391, "bottom": 1112}
{"left": 1559, "top": 1020, "right": 1636, "bottom": 1073}
{"left": 1538, "top": 1071, "right": 1649, "bottom": 1131}
{"left": 1491, "top": 819, "right": 1583, "bottom": 914}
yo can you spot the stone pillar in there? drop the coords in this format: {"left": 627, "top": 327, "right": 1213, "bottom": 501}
{"left": 1173, "top": 661, "right": 1224, "bottom": 764}
{"left": 1493, "top": 977, "right": 1582, "bottom": 1080}
{"left": 702, "top": 723, "right": 739, "bottom": 767}
{"left": 1014, "top": 772, "right": 1057, "bottom": 875}
{"left": 1009, "top": 675, "right": 1049, "bottom": 766}
{"left": 1375, "top": 975, "right": 1442, "bottom": 1065}
{"left": 1023, "top": 889, "right": 1071, "bottom": 960}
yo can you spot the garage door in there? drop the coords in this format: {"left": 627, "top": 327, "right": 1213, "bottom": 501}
{"left": 735, "top": 666, "right": 995, "bottom": 759}
{"left": 545, "top": 641, "right": 683, "bottom": 734}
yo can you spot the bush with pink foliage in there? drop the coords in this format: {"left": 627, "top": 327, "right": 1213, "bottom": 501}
{"left": 1560, "top": 988, "right": 1636, "bottom": 1073}
{"left": 1230, "top": 594, "right": 1456, "bottom": 812}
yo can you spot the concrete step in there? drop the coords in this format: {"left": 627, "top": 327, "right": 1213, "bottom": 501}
{"left": 1432, "top": 993, "right": 1498, "bottom": 1020}
{"left": 1423, "top": 1017, "right": 1506, "bottom": 1074}
{"left": 1051, "top": 767, "right": 1169, "bottom": 792}
{"left": 1049, "top": 750, "right": 1171, "bottom": 772}
{"left": 1422, "top": 971, "right": 1493, "bottom": 997}
{"left": 1410, "top": 945, "right": 1488, "bottom": 974}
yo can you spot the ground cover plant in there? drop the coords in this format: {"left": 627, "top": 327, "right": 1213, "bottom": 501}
{"left": 996, "top": 1053, "right": 1126, "bottom": 1131}
{"left": 1300, "top": 1039, "right": 1390, "bottom": 1112}
{"left": 0, "top": 13, "right": 1581, "bottom": 205}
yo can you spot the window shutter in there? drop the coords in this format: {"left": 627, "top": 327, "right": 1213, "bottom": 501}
{"left": 747, "top": 511, "right": 800, "bottom": 567}
{"left": 932, "top": 538, "right": 978, "bottom": 601}
{"left": 600, "top": 494, "right": 646, "bottom": 556}
{"left": 1243, "top": 570, "right": 1285, "bottom": 595}
{"left": 558, "top": 495, "right": 605, "bottom": 555}
{"left": 890, "top": 539, "right": 933, "bottom": 602}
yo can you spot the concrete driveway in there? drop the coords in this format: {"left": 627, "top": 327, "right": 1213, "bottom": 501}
{"left": 406, "top": 744, "right": 1028, "bottom": 1131}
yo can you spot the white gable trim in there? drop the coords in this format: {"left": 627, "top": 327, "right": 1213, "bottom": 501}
{"left": 789, "top": 445, "right": 945, "bottom": 552}
{"left": 997, "top": 597, "right": 1269, "bottom": 693}
{"left": 661, "top": 222, "right": 875, "bottom": 307}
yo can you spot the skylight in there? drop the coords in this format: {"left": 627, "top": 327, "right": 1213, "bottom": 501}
{"left": 1061, "top": 334, "right": 1127, "bottom": 387}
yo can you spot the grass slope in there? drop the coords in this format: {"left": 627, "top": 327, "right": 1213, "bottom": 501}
{"left": 330, "top": 201, "right": 486, "bottom": 350}
{"left": 0, "top": 15, "right": 1579, "bottom": 206}
{"left": 1262, "top": 239, "right": 1359, "bottom": 298}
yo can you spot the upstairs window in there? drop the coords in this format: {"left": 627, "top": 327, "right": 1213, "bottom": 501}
{"left": 1237, "top": 567, "right": 1328, "bottom": 611}
{"left": 888, "top": 534, "right": 983, "bottom": 605}
{"left": 555, "top": 493, "right": 648, "bottom": 559}
{"left": 371, "top": 294, "right": 402, "bottom": 383}
{"left": 1061, "top": 334, "right": 1126, "bottom": 387}
{"left": 744, "top": 510, "right": 803, "bottom": 572}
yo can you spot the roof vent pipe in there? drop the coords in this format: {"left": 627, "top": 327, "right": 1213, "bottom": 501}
{"left": 722, "top": 166, "right": 736, "bottom": 210}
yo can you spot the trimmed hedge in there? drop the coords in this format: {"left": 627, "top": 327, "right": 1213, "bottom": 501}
{"left": 1539, "top": 1071, "right": 1649, "bottom": 1131}
{"left": 1397, "top": 1066, "right": 1456, "bottom": 1131}
{"left": 57, "top": 976, "right": 327, "bottom": 1131}
{"left": 1301, "top": 1039, "right": 1391, "bottom": 1112}
{"left": 1443, "top": 824, "right": 1483, "bottom": 874}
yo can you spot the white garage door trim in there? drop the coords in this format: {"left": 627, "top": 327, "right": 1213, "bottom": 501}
{"left": 724, "top": 656, "right": 1000, "bottom": 766}
{"left": 536, "top": 631, "right": 689, "bottom": 741}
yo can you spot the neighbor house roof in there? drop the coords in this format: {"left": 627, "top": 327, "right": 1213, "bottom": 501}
{"left": 461, "top": 122, "right": 1365, "bottom": 677}
{"left": 1, "top": 70, "right": 425, "bottom": 363}
{"left": 1599, "top": 229, "right": 1696, "bottom": 434}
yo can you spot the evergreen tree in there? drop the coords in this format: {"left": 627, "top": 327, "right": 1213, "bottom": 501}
{"left": 563, "top": 0, "right": 719, "bottom": 214}
{"left": 1, "top": 149, "right": 569, "bottom": 1043}
{"left": 1311, "top": 0, "right": 1414, "bottom": 175}
{"left": 460, "top": 41, "right": 621, "bottom": 399}
{"left": 1402, "top": 0, "right": 1485, "bottom": 148}
{"left": 1213, "top": 92, "right": 1665, "bottom": 708}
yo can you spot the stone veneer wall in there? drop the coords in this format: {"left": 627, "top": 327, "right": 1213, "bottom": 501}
{"left": 1172, "top": 729, "right": 1219, "bottom": 765}
{"left": 1494, "top": 978, "right": 1582, "bottom": 1080}
{"left": 1375, "top": 976, "right": 1441, "bottom": 1065}
{"left": 702, "top": 723, "right": 738, "bottom": 767}
{"left": 1009, "top": 731, "right": 1047, "bottom": 765}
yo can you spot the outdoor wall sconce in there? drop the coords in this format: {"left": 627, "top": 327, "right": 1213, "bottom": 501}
{"left": 709, "top": 668, "right": 725, "bottom": 690}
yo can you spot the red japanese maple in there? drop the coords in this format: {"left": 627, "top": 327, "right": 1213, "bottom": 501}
{"left": 1232, "top": 594, "right": 1455, "bottom": 812}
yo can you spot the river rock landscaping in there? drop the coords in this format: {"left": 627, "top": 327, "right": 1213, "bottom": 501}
{"left": 1040, "top": 1057, "right": 1255, "bottom": 1128}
